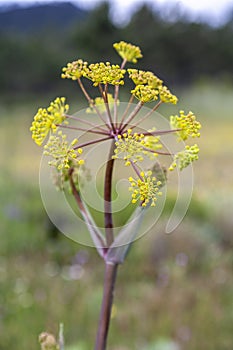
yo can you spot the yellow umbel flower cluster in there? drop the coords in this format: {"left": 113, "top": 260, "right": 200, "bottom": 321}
{"left": 30, "top": 97, "right": 69, "bottom": 146}
{"left": 169, "top": 144, "right": 199, "bottom": 171}
{"left": 128, "top": 69, "right": 163, "bottom": 88}
{"left": 170, "top": 110, "right": 201, "bottom": 141}
{"left": 128, "top": 68, "right": 177, "bottom": 104}
{"left": 86, "top": 94, "right": 117, "bottom": 114}
{"left": 61, "top": 59, "right": 88, "bottom": 80}
{"left": 44, "top": 131, "right": 84, "bottom": 170}
{"left": 113, "top": 41, "right": 143, "bottom": 63}
{"left": 129, "top": 171, "right": 162, "bottom": 207}
{"left": 113, "top": 129, "right": 161, "bottom": 165}
{"left": 143, "top": 135, "right": 163, "bottom": 158}
{"left": 113, "top": 130, "right": 145, "bottom": 165}
{"left": 83, "top": 62, "right": 126, "bottom": 86}
{"left": 158, "top": 86, "right": 178, "bottom": 104}
{"left": 131, "top": 85, "right": 159, "bottom": 103}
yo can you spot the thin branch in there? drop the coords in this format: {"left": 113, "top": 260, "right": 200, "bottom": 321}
{"left": 65, "top": 114, "right": 108, "bottom": 133}
{"left": 104, "top": 84, "right": 115, "bottom": 132}
{"left": 98, "top": 84, "right": 114, "bottom": 130}
{"left": 143, "top": 128, "right": 181, "bottom": 136}
{"left": 127, "top": 100, "right": 163, "bottom": 132}
{"left": 77, "top": 78, "right": 111, "bottom": 129}
{"left": 73, "top": 136, "right": 112, "bottom": 150}
{"left": 113, "top": 85, "right": 120, "bottom": 126}
{"left": 121, "top": 58, "right": 127, "bottom": 70}
{"left": 56, "top": 123, "right": 110, "bottom": 136}
{"left": 113, "top": 58, "right": 127, "bottom": 125}
{"left": 118, "top": 94, "right": 134, "bottom": 130}
{"left": 68, "top": 169, "right": 106, "bottom": 249}
{"left": 120, "top": 101, "right": 143, "bottom": 132}
{"left": 142, "top": 146, "right": 173, "bottom": 156}
{"left": 130, "top": 160, "right": 143, "bottom": 180}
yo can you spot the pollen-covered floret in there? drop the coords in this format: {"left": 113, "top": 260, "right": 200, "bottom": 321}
{"left": 44, "top": 131, "right": 84, "bottom": 170}
{"left": 112, "top": 129, "right": 161, "bottom": 165}
{"left": 113, "top": 129, "right": 145, "bottom": 165}
{"left": 83, "top": 62, "right": 126, "bottom": 86}
{"left": 128, "top": 69, "right": 163, "bottom": 88}
{"left": 170, "top": 110, "right": 201, "bottom": 141}
{"left": 158, "top": 86, "right": 178, "bottom": 104}
{"left": 113, "top": 41, "right": 143, "bottom": 63}
{"left": 86, "top": 94, "right": 118, "bottom": 114}
{"left": 129, "top": 171, "right": 163, "bottom": 207}
{"left": 143, "top": 135, "right": 163, "bottom": 159}
{"left": 30, "top": 97, "right": 69, "bottom": 146}
{"left": 61, "top": 59, "right": 88, "bottom": 80}
{"left": 169, "top": 144, "right": 199, "bottom": 171}
{"left": 131, "top": 85, "right": 159, "bottom": 103}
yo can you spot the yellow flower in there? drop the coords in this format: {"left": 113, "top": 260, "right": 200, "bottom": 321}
{"left": 44, "top": 131, "right": 84, "bottom": 170}
{"left": 158, "top": 85, "right": 178, "bottom": 104}
{"left": 83, "top": 62, "right": 125, "bottom": 86}
{"left": 86, "top": 94, "right": 118, "bottom": 114}
{"left": 61, "top": 59, "right": 88, "bottom": 80}
{"left": 129, "top": 171, "right": 162, "bottom": 207}
{"left": 30, "top": 97, "right": 69, "bottom": 146}
{"left": 113, "top": 41, "right": 143, "bottom": 63}
{"left": 112, "top": 129, "right": 162, "bottom": 165}
{"left": 143, "top": 135, "right": 163, "bottom": 158}
{"left": 170, "top": 110, "right": 201, "bottom": 141}
{"left": 128, "top": 69, "right": 163, "bottom": 88}
{"left": 169, "top": 144, "right": 199, "bottom": 171}
{"left": 113, "top": 130, "right": 145, "bottom": 165}
{"left": 131, "top": 85, "right": 159, "bottom": 103}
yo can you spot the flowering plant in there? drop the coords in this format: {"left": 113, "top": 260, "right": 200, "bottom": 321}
{"left": 31, "top": 41, "right": 201, "bottom": 350}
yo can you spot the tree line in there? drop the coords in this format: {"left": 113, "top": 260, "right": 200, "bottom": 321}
{"left": 0, "top": 2, "right": 233, "bottom": 100}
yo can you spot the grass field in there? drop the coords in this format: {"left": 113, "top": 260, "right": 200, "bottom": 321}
{"left": 0, "top": 82, "right": 233, "bottom": 350}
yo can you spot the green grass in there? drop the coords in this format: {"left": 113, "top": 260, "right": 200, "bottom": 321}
{"left": 0, "top": 81, "right": 233, "bottom": 349}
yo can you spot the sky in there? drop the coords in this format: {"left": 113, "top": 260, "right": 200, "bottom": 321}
{"left": 0, "top": 0, "right": 232, "bottom": 25}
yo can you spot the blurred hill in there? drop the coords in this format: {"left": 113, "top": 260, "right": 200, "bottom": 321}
{"left": 0, "top": 2, "right": 87, "bottom": 34}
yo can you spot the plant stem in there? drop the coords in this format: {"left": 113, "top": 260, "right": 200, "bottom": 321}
{"left": 65, "top": 114, "right": 108, "bottom": 133}
{"left": 68, "top": 169, "right": 106, "bottom": 250}
{"left": 113, "top": 58, "right": 127, "bottom": 125}
{"left": 56, "top": 123, "right": 109, "bottom": 136}
{"left": 129, "top": 100, "right": 162, "bottom": 131}
{"left": 73, "top": 136, "right": 112, "bottom": 150}
{"left": 143, "top": 128, "right": 181, "bottom": 136}
{"left": 98, "top": 84, "right": 114, "bottom": 130}
{"left": 95, "top": 262, "right": 118, "bottom": 350}
{"left": 77, "top": 78, "right": 111, "bottom": 129}
{"left": 118, "top": 94, "right": 134, "bottom": 130}
{"left": 120, "top": 101, "right": 143, "bottom": 132}
{"left": 95, "top": 141, "right": 117, "bottom": 350}
{"left": 104, "top": 141, "right": 115, "bottom": 247}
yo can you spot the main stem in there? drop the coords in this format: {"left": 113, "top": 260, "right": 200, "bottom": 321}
{"left": 94, "top": 262, "right": 118, "bottom": 350}
{"left": 104, "top": 141, "right": 115, "bottom": 247}
{"left": 95, "top": 140, "right": 117, "bottom": 350}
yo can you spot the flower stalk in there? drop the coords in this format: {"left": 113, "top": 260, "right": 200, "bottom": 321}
{"left": 95, "top": 262, "right": 118, "bottom": 350}
{"left": 31, "top": 40, "right": 201, "bottom": 350}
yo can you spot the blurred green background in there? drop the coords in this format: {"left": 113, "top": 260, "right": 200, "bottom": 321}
{"left": 0, "top": 1, "right": 233, "bottom": 349}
